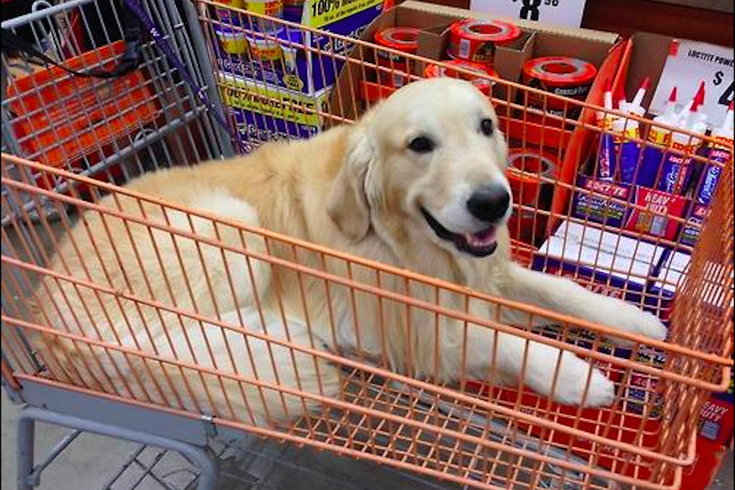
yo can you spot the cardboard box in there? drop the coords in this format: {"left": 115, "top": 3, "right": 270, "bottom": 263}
{"left": 211, "top": 0, "right": 385, "bottom": 95}
{"left": 647, "top": 248, "right": 732, "bottom": 316}
{"left": 532, "top": 219, "right": 666, "bottom": 308}
{"left": 219, "top": 72, "right": 328, "bottom": 148}
{"left": 571, "top": 175, "right": 634, "bottom": 229}
{"left": 680, "top": 202, "right": 710, "bottom": 247}
{"left": 571, "top": 174, "right": 690, "bottom": 242}
{"left": 568, "top": 33, "right": 696, "bottom": 243}
{"left": 347, "top": 5, "right": 536, "bottom": 101}
{"left": 208, "top": 0, "right": 385, "bottom": 150}
{"left": 645, "top": 249, "right": 690, "bottom": 320}
{"left": 628, "top": 250, "right": 732, "bottom": 422}
{"left": 613, "top": 32, "right": 677, "bottom": 114}
{"left": 331, "top": 1, "right": 622, "bottom": 145}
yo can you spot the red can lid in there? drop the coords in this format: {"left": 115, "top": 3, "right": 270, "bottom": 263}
{"left": 374, "top": 27, "right": 420, "bottom": 53}
{"left": 449, "top": 18, "right": 521, "bottom": 44}
{"left": 522, "top": 56, "right": 597, "bottom": 86}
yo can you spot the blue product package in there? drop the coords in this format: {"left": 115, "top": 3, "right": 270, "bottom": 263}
{"left": 637, "top": 124, "right": 671, "bottom": 188}
{"left": 679, "top": 203, "right": 709, "bottom": 247}
{"left": 532, "top": 219, "right": 666, "bottom": 310}
{"left": 696, "top": 143, "right": 731, "bottom": 205}
{"left": 213, "top": 1, "right": 383, "bottom": 95}
{"left": 571, "top": 175, "right": 632, "bottom": 228}
{"left": 221, "top": 77, "right": 328, "bottom": 148}
{"left": 618, "top": 140, "right": 640, "bottom": 184}
{"left": 658, "top": 139, "right": 699, "bottom": 194}
{"left": 612, "top": 117, "right": 641, "bottom": 184}
{"left": 637, "top": 145, "right": 663, "bottom": 188}
{"left": 597, "top": 131, "right": 617, "bottom": 181}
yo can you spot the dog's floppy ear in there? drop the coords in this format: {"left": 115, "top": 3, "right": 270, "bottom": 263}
{"left": 326, "top": 124, "right": 374, "bottom": 242}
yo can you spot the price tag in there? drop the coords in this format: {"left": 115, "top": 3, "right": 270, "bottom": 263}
{"left": 650, "top": 40, "right": 734, "bottom": 129}
{"left": 468, "top": 0, "right": 588, "bottom": 28}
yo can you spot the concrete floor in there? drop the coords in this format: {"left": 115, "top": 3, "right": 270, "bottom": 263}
{"left": 0, "top": 391, "right": 462, "bottom": 490}
{"left": 2, "top": 390, "right": 734, "bottom": 490}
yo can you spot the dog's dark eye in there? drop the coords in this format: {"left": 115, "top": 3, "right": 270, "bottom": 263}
{"left": 480, "top": 118, "right": 494, "bottom": 136}
{"left": 408, "top": 136, "right": 435, "bottom": 154}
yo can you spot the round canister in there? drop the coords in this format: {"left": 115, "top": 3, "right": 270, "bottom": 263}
{"left": 213, "top": 18, "right": 249, "bottom": 55}
{"left": 374, "top": 27, "right": 421, "bottom": 88}
{"left": 245, "top": 29, "right": 283, "bottom": 62}
{"left": 280, "top": 29, "right": 304, "bottom": 90}
{"left": 424, "top": 59, "right": 498, "bottom": 96}
{"left": 521, "top": 56, "right": 597, "bottom": 119}
{"left": 447, "top": 18, "right": 521, "bottom": 66}
{"left": 505, "top": 147, "right": 560, "bottom": 245}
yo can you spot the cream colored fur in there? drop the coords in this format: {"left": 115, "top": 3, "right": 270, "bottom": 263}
{"left": 34, "top": 79, "right": 667, "bottom": 426}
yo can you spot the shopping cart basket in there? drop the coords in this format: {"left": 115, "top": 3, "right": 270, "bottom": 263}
{"left": 2, "top": 1, "right": 733, "bottom": 490}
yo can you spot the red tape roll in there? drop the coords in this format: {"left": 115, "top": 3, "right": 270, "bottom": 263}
{"left": 374, "top": 27, "right": 420, "bottom": 88}
{"left": 447, "top": 18, "right": 521, "bottom": 65}
{"left": 375, "top": 27, "right": 420, "bottom": 56}
{"left": 424, "top": 60, "right": 498, "bottom": 95}
{"left": 506, "top": 147, "right": 559, "bottom": 245}
{"left": 521, "top": 56, "right": 597, "bottom": 117}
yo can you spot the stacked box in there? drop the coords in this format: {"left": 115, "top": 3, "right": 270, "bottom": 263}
{"left": 210, "top": 0, "right": 385, "bottom": 148}
{"left": 219, "top": 73, "right": 329, "bottom": 146}
{"left": 531, "top": 219, "right": 669, "bottom": 378}
{"left": 627, "top": 250, "right": 733, "bottom": 438}
{"left": 571, "top": 175, "right": 690, "bottom": 242}
{"left": 532, "top": 219, "right": 666, "bottom": 308}
{"left": 680, "top": 203, "right": 710, "bottom": 247}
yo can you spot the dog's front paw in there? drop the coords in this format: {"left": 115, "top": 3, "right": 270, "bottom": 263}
{"left": 606, "top": 304, "right": 668, "bottom": 346}
{"left": 553, "top": 361, "right": 616, "bottom": 408}
{"left": 532, "top": 351, "right": 615, "bottom": 407}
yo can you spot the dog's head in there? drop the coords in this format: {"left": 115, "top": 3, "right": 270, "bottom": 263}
{"left": 327, "top": 78, "right": 510, "bottom": 258}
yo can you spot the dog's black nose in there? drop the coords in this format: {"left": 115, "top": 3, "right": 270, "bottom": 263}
{"left": 467, "top": 185, "right": 510, "bottom": 222}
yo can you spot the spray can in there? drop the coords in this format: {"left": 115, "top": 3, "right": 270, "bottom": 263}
{"left": 638, "top": 87, "right": 677, "bottom": 188}
{"left": 696, "top": 102, "right": 734, "bottom": 205}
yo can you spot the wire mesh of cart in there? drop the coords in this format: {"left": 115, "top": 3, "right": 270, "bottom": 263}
{"left": 2, "top": 1, "right": 734, "bottom": 490}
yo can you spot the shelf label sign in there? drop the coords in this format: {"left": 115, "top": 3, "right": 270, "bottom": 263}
{"left": 469, "top": 0, "right": 588, "bottom": 28}
{"left": 651, "top": 40, "right": 734, "bottom": 128}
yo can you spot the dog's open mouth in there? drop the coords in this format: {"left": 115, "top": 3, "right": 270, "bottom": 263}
{"left": 421, "top": 208, "right": 498, "bottom": 257}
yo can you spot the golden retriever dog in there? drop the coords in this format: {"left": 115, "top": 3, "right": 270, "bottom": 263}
{"left": 33, "top": 78, "right": 667, "bottom": 427}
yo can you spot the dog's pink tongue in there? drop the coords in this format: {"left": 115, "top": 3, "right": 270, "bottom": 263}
{"left": 465, "top": 227, "right": 497, "bottom": 247}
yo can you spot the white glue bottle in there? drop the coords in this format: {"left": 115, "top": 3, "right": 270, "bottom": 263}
{"left": 638, "top": 87, "right": 678, "bottom": 188}
{"left": 613, "top": 77, "right": 648, "bottom": 184}
{"left": 657, "top": 84, "right": 705, "bottom": 194}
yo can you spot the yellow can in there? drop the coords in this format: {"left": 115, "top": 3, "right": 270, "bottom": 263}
{"left": 246, "top": 32, "right": 283, "bottom": 62}
{"left": 213, "top": 21, "right": 249, "bottom": 55}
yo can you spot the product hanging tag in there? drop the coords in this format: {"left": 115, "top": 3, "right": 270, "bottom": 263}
{"left": 468, "top": 0, "right": 588, "bottom": 28}
{"left": 650, "top": 39, "right": 734, "bottom": 128}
